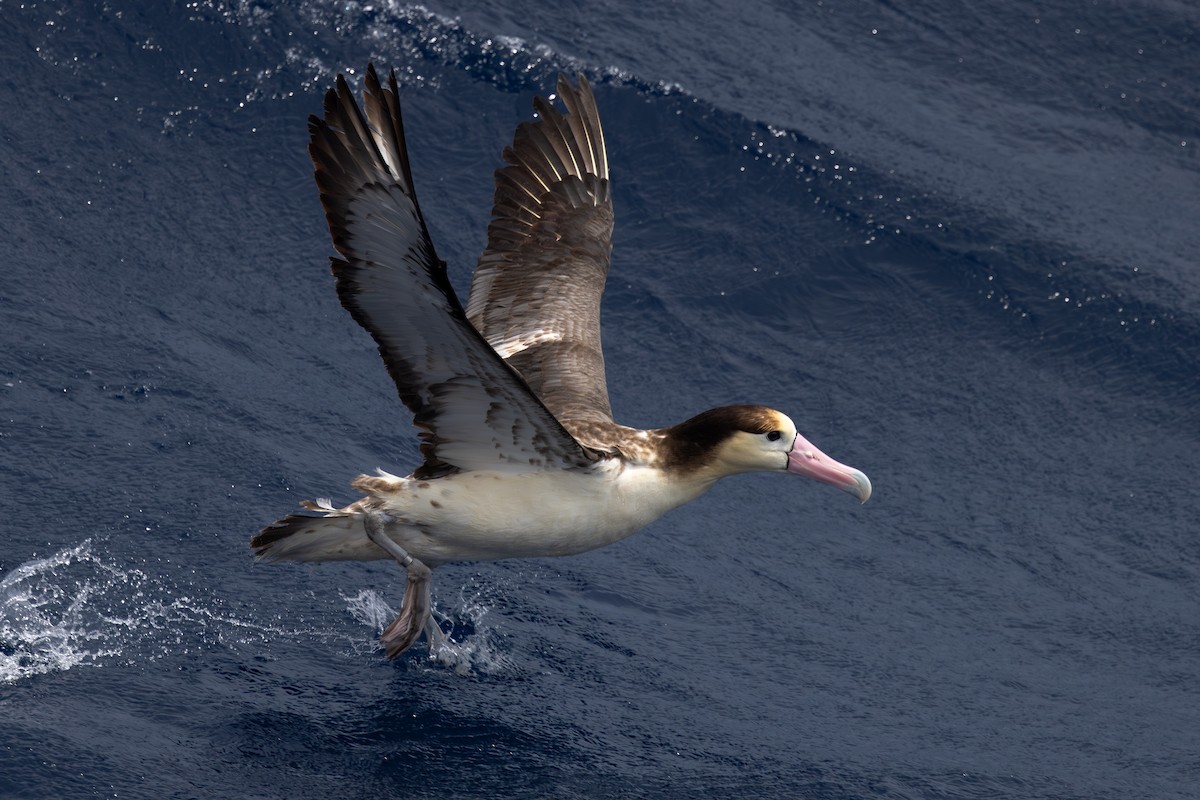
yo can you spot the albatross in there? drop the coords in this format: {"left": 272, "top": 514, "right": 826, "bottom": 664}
{"left": 252, "top": 65, "right": 872, "bottom": 658}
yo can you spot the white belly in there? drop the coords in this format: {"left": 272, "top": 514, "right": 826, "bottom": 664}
{"left": 377, "top": 463, "right": 710, "bottom": 564}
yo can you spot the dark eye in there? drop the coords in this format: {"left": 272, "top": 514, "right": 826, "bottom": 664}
{"left": 766, "top": 431, "right": 782, "bottom": 442}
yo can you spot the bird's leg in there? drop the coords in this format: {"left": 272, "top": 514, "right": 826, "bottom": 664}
{"left": 362, "top": 509, "right": 433, "bottom": 659}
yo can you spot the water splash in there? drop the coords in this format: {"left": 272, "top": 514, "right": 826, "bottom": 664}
{"left": 0, "top": 541, "right": 142, "bottom": 682}
{"left": 0, "top": 541, "right": 320, "bottom": 683}
{"left": 342, "top": 585, "right": 510, "bottom": 675}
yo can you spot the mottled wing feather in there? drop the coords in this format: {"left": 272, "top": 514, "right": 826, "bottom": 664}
{"left": 308, "top": 65, "right": 598, "bottom": 476}
{"left": 466, "top": 75, "right": 616, "bottom": 447}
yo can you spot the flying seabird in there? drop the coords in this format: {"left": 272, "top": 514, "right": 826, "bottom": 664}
{"left": 252, "top": 65, "right": 872, "bottom": 658}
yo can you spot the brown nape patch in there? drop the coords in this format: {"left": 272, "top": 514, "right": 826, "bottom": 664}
{"left": 659, "top": 405, "right": 781, "bottom": 472}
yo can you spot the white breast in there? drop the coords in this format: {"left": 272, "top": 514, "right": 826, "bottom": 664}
{"left": 378, "top": 461, "right": 713, "bottom": 564}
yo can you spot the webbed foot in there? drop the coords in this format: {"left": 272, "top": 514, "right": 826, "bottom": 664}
{"left": 380, "top": 558, "right": 431, "bottom": 658}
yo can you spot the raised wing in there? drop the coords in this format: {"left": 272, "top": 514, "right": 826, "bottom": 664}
{"left": 308, "top": 65, "right": 599, "bottom": 477}
{"left": 466, "top": 75, "right": 616, "bottom": 443}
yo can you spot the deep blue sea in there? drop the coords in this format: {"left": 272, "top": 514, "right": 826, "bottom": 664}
{"left": 2, "top": 1, "right": 1198, "bottom": 798}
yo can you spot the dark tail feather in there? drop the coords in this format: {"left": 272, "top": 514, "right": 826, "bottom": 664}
{"left": 250, "top": 510, "right": 380, "bottom": 563}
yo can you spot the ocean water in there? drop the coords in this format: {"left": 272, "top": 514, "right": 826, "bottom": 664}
{"left": 2, "top": 1, "right": 1197, "bottom": 798}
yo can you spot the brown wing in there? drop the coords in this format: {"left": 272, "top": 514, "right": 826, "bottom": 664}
{"left": 308, "top": 65, "right": 599, "bottom": 477}
{"left": 466, "top": 75, "right": 616, "bottom": 445}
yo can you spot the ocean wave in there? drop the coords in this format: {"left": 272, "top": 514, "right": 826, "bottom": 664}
{"left": 59, "top": 0, "right": 1188, "bottom": 398}
{"left": 191, "top": 0, "right": 678, "bottom": 101}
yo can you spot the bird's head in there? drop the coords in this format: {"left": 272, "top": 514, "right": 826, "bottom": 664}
{"left": 664, "top": 405, "right": 872, "bottom": 503}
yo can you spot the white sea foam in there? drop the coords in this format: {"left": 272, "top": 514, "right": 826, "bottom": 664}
{"left": 211, "top": 0, "right": 671, "bottom": 109}
{"left": 343, "top": 587, "right": 400, "bottom": 633}
{"left": 0, "top": 541, "right": 142, "bottom": 682}
{"left": 342, "top": 583, "right": 510, "bottom": 675}
{"left": 0, "top": 540, "right": 513, "bottom": 682}
{"left": 0, "top": 541, "right": 322, "bottom": 683}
